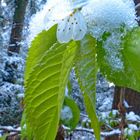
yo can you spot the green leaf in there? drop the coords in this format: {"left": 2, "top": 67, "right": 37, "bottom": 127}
{"left": 122, "top": 27, "right": 140, "bottom": 84}
{"left": 0, "top": 134, "right": 8, "bottom": 140}
{"left": 61, "top": 97, "right": 80, "bottom": 130}
{"left": 67, "top": 79, "right": 73, "bottom": 95}
{"left": 21, "top": 112, "right": 33, "bottom": 140}
{"left": 97, "top": 27, "right": 140, "bottom": 92}
{"left": 24, "top": 29, "right": 78, "bottom": 139}
{"left": 83, "top": 93, "right": 100, "bottom": 138}
{"left": 25, "top": 25, "right": 57, "bottom": 81}
{"left": 75, "top": 35, "right": 100, "bottom": 140}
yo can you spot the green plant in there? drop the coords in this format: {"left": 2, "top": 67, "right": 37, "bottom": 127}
{"left": 23, "top": 24, "right": 140, "bottom": 140}
{"left": 124, "top": 128, "right": 140, "bottom": 140}
{"left": 0, "top": 134, "right": 8, "bottom": 140}
{"left": 60, "top": 96, "right": 80, "bottom": 130}
{"left": 22, "top": 0, "right": 140, "bottom": 139}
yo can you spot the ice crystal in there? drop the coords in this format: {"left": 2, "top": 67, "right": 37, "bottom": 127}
{"left": 82, "top": 0, "right": 137, "bottom": 71}
{"left": 102, "top": 31, "right": 124, "bottom": 70}
{"left": 82, "top": 0, "right": 137, "bottom": 38}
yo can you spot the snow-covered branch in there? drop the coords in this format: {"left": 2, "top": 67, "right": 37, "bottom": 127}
{"left": 63, "top": 126, "right": 121, "bottom": 137}
{"left": 0, "top": 126, "right": 21, "bottom": 133}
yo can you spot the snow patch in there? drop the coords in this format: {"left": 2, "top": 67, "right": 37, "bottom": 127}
{"left": 126, "top": 112, "right": 140, "bottom": 122}
{"left": 82, "top": 0, "right": 137, "bottom": 38}
{"left": 61, "top": 106, "right": 73, "bottom": 121}
{"left": 128, "top": 124, "right": 138, "bottom": 131}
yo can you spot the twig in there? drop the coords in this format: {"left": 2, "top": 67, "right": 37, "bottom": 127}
{"left": 135, "top": 3, "right": 140, "bottom": 9}
{"left": 104, "top": 123, "right": 114, "bottom": 130}
{"left": 0, "top": 126, "right": 21, "bottom": 133}
{"left": 6, "top": 132, "right": 19, "bottom": 137}
{"left": 101, "top": 129, "right": 121, "bottom": 137}
{"left": 80, "top": 113, "right": 88, "bottom": 118}
{"left": 63, "top": 126, "right": 121, "bottom": 137}
{"left": 118, "top": 87, "right": 126, "bottom": 140}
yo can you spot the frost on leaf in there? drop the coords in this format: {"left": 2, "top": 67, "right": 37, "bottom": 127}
{"left": 61, "top": 106, "right": 73, "bottom": 122}
{"left": 102, "top": 31, "right": 124, "bottom": 70}
{"left": 82, "top": 0, "right": 137, "bottom": 39}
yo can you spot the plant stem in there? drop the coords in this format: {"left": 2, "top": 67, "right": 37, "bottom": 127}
{"left": 118, "top": 87, "right": 126, "bottom": 140}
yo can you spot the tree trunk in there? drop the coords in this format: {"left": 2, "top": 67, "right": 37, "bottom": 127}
{"left": 135, "top": 0, "right": 140, "bottom": 25}
{"left": 105, "top": 135, "right": 120, "bottom": 140}
{"left": 8, "top": 0, "right": 28, "bottom": 55}
{"left": 4, "top": 0, "right": 28, "bottom": 83}
{"left": 112, "top": 87, "right": 140, "bottom": 115}
{"left": 55, "top": 126, "right": 65, "bottom": 140}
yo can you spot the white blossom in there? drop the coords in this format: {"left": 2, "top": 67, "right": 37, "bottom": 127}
{"left": 29, "top": 0, "right": 88, "bottom": 44}
{"left": 29, "top": 0, "right": 137, "bottom": 46}
{"left": 57, "top": 11, "right": 87, "bottom": 43}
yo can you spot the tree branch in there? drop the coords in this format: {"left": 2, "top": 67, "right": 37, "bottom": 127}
{"left": 0, "top": 126, "right": 21, "bottom": 133}
{"left": 63, "top": 126, "right": 121, "bottom": 137}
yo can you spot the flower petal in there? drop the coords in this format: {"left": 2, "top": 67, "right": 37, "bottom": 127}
{"left": 44, "top": 0, "right": 74, "bottom": 32}
{"left": 72, "top": 12, "right": 87, "bottom": 40}
{"left": 44, "top": 0, "right": 72, "bottom": 23}
{"left": 57, "top": 17, "right": 73, "bottom": 43}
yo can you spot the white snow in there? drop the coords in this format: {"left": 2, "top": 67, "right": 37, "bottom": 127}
{"left": 124, "top": 100, "right": 130, "bottom": 108}
{"left": 1, "top": 0, "right": 7, "bottom": 7}
{"left": 126, "top": 112, "right": 140, "bottom": 122}
{"left": 82, "top": 0, "right": 137, "bottom": 71}
{"left": 112, "top": 110, "right": 119, "bottom": 116}
{"left": 102, "top": 31, "right": 124, "bottom": 70}
{"left": 124, "top": 128, "right": 133, "bottom": 135}
{"left": 82, "top": 0, "right": 137, "bottom": 38}
{"left": 65, "top": 86, "right": 69, "bottom": 96}
{"left": 128, "top": 124, "right": 138, "bottom": 131}
{"left": 81, "top": 0, "right": 137, "bottom": 71}
{"left": 98, "top": 98, "right": 112, "bottom": 111}
{"left": 108, "top": 82, "right": 115, "bottom": 87}
{"left": 16, "top": 127, "right": 21, "bottom": 131}
{"left": 101, "top": 129, "right": 121, "bottom": 136}
{"left": 17, "top": 93, "right": 24, "bottom": 98}
{"left": 28, "top": 8, "right": 47, "bottom": 45}
{"left": 0, "top": 126, "right": 13, "bottom": 130}
{"left": 61, "top": 106, "right": 73, "bottom": 121}
{"left": 137, "top": 16, "right": 140, "bottom": 22}
{"left": 100, "top": 112, "right": 110, "bottom": 120}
